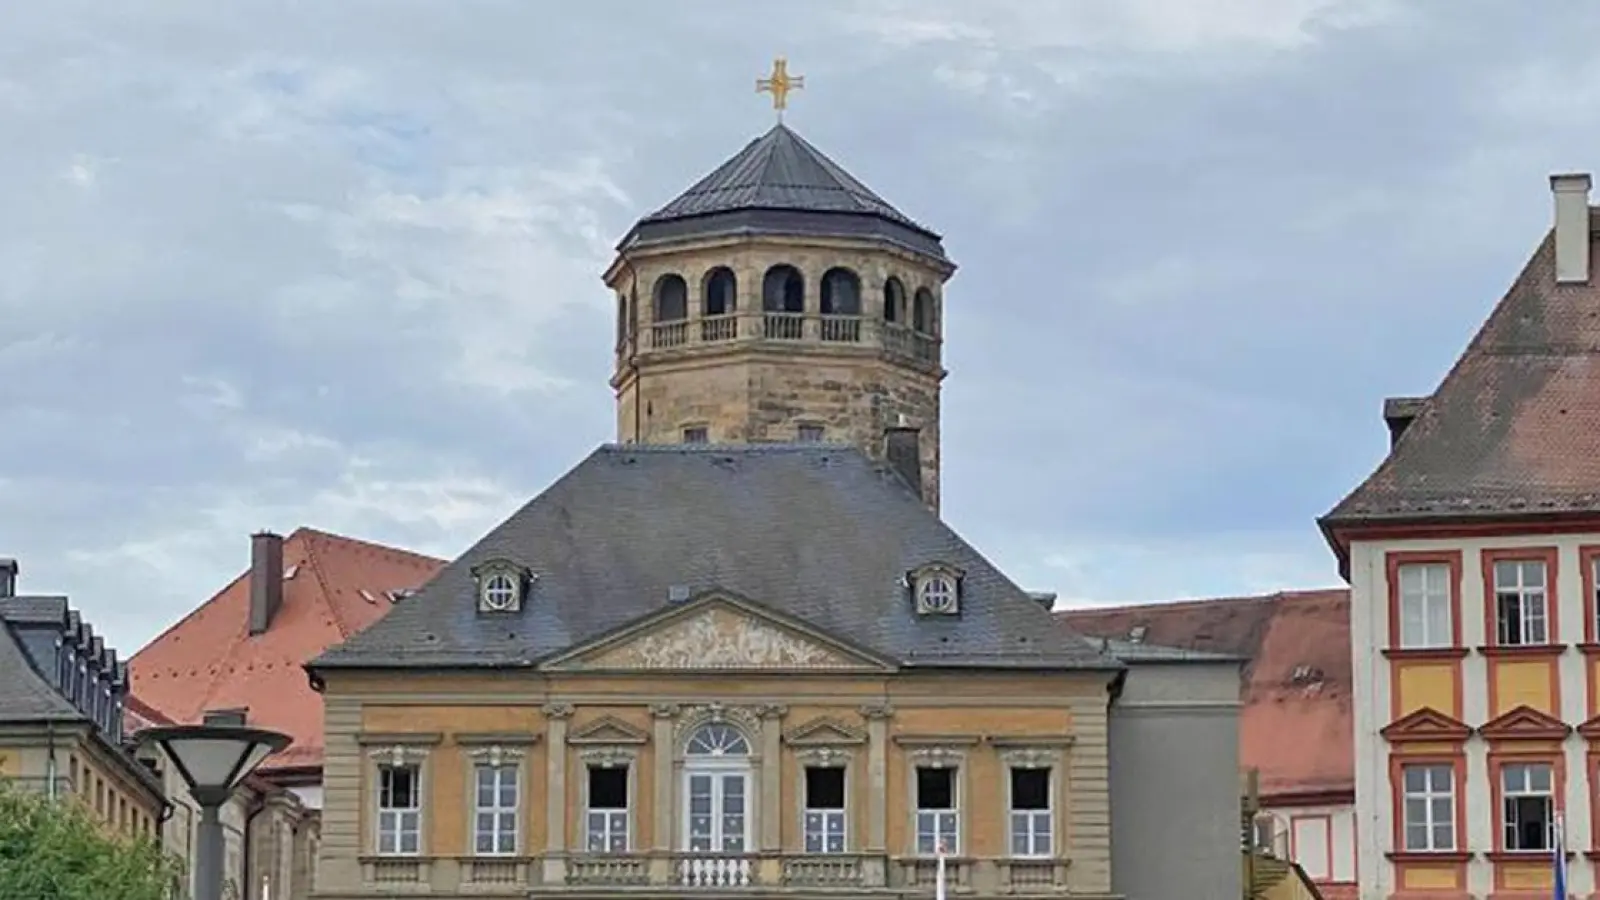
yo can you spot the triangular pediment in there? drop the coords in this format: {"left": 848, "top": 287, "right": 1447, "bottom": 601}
{"left": 1380, "top": 707, "right": 1472, "bottom": 744}
{"left": 784, "top": 717, "right": 867, "bottom": 746}
{"left": 567, "top": 715, "right": 649, "bottom": 745}
{"left": 541, "top": 592, "right": 895, "bottom": 673}
{"left": 1480, "top": 705, "right": 1571, "bottom": 742}
{"left": 1576, "top": 714, "right": 1600, "bottom": 740}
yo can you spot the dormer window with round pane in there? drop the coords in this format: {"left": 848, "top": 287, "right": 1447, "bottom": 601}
{"left": 919, "top": 576, "right": 955, "bottom": 613}
{"left": 910, "top": 564, "right": 963, "bottom": 616}
{"left": 471, "top": 559, "right": 532, "bottom": 614}
{"left": 481, "top": 574, "right": 518, "bottom": 611}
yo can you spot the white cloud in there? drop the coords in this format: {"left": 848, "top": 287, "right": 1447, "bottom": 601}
{"left": 845, "top": 0, "right": 1396, "bottom": 53}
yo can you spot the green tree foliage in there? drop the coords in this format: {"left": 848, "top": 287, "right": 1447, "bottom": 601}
{"left": 0, "top": 780, "right": 182, "bottom": 900}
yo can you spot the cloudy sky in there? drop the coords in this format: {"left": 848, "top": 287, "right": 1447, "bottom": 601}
{"left": 2, "top": 0, "right": 1593, "bottom": 650}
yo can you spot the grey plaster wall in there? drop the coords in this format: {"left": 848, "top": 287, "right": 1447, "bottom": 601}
{"left": 1107, "top": 660, "right": 1243, "bottom": 900}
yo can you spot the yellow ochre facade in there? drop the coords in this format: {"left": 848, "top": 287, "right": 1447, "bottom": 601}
{"left": 313, "top": 603, "right": 1115, "bottom": 898}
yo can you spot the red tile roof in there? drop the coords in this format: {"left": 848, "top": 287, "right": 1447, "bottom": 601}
{"left": 1324, "top": 217, "right": 1600, "bottom": 532}
{"left": 1058, "top": 589, "right": 1353, "bottom": 804}
{"left": 128, "top": 528, "right": 445, "bottom": 773}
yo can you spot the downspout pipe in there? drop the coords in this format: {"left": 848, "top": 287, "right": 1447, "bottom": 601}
{"left": 45, "top": 721, "right": 57, "bottom": 801}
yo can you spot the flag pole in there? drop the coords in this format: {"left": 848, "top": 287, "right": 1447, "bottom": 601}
{"left": 1554, "top": 809, "right": 1568, "bottom": 900}
{"left": 936, "top": 840, "right": 948, "bottom": 900}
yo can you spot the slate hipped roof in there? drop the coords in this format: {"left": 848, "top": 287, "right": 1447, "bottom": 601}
{"left": 618, "top": 124, "right": 949, "bottom": 262}
{"left": 313, "top": 444, "right": 1116, "bottom": 672}
{"left": 0, "top": 615, "right": 83, "bottom": 723}
{"left": 1323, "top": 214, "right": 1600, "bottom": 534}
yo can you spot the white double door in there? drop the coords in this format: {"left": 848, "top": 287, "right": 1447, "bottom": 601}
{"left": 683, "top": 767, "right": 752, "bottom": 853}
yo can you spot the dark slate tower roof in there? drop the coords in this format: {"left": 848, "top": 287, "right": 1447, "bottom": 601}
{"left": 618, "top": 124, "right": 947, "bottom": 260}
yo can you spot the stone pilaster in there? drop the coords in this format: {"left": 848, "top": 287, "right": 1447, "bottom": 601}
{"left": 650, "top": 704, "right": 680, "bottom": 851}
{"left": 757, "top": 704, "right": 787, "bottom": 851}
{"left": 861, "top": 703, "right": 893, "bottom": 853}
{"left": 541, "top": 703, "right": 574, "bottom": 885}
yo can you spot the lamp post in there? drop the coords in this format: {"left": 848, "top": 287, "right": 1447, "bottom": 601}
{"left": 140, "top": 724, "right": 291, "bottom": 900}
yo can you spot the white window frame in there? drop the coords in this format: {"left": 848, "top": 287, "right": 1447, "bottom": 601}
{"left": 1400, "top": 763, "right": 1456, "bottom": 852}
{"left": 801, "top": 764, "right": 848, "bottom": 854}
{"left": 1500, "top": 761, "right": 1555, "bottom": 852}
{"left": 376, "top": 763, "right": 423, "bottom": 856}
{"left": 580, "top": 749, "right": 635, "bottom": 854}
{"left": 1396, "top": 562, "right": 1453, "bottom": 649}
{"left": 1006, "top": 765, "right": 1054, "bottom": 858}
{"left": 365, "top": 742, "right": 432, "bottom": 858}
{"left": 471, "top": 760, "right": 519, "bottom": 856}
{"left": 908, "top": 748, "right": 963, "bottom": 856}
{"left": 479, "top": 574, "right": 518, "bottom": 612}
{"left": 681, "top": 723, "right": 754, "bottom": 854}
{"left": 1493, "top": 559, "right": 1549, "bottom": 646}
{"left": 1592, "top": 555, "right": 1600, "bottom": 642}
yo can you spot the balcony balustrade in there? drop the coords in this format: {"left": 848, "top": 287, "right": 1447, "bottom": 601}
{"left": 763, "top": 312, "right": 805, "bottom": 341}
{"left": 351, "top": 852, "right": 1075, "bottom": 895}
{"left": 615, "top": 313, "right": 940, "bottom": 367}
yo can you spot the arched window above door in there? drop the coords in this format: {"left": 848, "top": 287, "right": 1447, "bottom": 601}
{"left": 685, "top": 723, "right": 751, "bottom": 758}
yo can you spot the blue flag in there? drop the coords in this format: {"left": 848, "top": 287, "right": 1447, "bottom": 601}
{"left": 1554, "top": 811, "right": 1568, "bottom": 900}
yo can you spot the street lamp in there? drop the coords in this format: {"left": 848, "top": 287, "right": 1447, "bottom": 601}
{"left": 140, "top": 724, "right": 291, "bottom": 900}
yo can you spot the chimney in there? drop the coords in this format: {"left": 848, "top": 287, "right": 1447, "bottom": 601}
{"left": 1551, "top": 172, "right": 1592, "bottom": 284}
{"left": 248, "top": 531, "right": 284, "bottom": 635}
{"left": 0, "top": 558, "right": 15, "bottom": 598}
{"left": 1382, "top": 396, "right": 1428, "bottom": 449}
{"left": 884, "top": 421, "right": 923, "bottom": 501}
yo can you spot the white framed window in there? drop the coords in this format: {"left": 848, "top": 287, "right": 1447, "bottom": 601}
{"left": 377, "top": 764, "right": 422, "bottom": 855}
{"left": 1494, "top": 560, "right": 1549, "bottom": 645}
{"left": 1397, "top": 562, "right": 1452, "bottom": 648}
{"left": 682, "top": 723, "right": 752, "bottom": 854}
{"left": 1400, "top": 764, "right": 1455, "bottom": 851}
{"left": 585, "top": 764, "right": 630, "bottom": 853}
{"left": 914, "top": 766, "right": 958, "bottom": 855}
{"left": 803, "top": 766, "right": 846, "bottom": 853}
{"left": 1008, "top": 767, "right": 1052, "bottom": 857}
{"left": 480, "top": 574, "right": 518, "bottom": 612}
{"left": 1501, "top": 762, "right": 1554, "bottom": 851}
{"left": 472, "top": 763, "right": 517, "bottom": 855}
{"left": 1592, "top": 556, "right": 1600, "bottom": 641}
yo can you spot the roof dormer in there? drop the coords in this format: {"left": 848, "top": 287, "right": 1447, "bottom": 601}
{"left": 470, "top": 558, "right": 533, "bottom": 614}
{"left": 907, "top": 562, "right": 964, "bottom": 617}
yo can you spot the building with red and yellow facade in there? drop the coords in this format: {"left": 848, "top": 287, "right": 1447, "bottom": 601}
{"left": 1321, "top": 172, "right": 1600, "bottom": 899}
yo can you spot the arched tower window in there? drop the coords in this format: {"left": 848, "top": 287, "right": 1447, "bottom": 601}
{"left": 683, "top": 723, "right": 752, "bottom": 854}
{"left": 762, "top": 265, "right": 805, "bottom": 313}
{"left": 820, "top": 267, "right": 862, "bottom": 316}
{"left": 703, "top": 267, "right": 737, "bottom": 317}
{"left": 883, "top": 277, "right": 906, "bottom": 324}
{"left": 615, "top": 294, "right": 629, "bottom": 346}
{"left": 912, "top": 288, "right": 935, "bottom": 334}
{"left": 655, "top": 274, "right": 688, "bottom": 322}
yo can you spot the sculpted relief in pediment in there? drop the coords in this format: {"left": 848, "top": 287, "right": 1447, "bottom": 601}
{"left": 573, "top": 603, "right": 871, "bottom": 671}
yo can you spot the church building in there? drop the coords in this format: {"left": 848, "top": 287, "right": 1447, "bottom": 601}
{"left": 306, "top": 65, "right": 1244, "bottom": 900}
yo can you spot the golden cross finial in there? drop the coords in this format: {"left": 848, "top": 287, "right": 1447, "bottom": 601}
{"left": 756, "top": 57, "right": 804, "bottom": 122}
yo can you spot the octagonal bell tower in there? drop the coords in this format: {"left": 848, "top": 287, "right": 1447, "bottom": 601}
{"left": 605, "top": 97, "right": 955, "bottom": 510}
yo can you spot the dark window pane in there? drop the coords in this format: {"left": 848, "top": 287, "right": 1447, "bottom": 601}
{"left": 916, "top": 767, "right": 953, "bottom": 809}
{"left": 806, "top": 767, "right": 845, "bottom": 809}
{"left": 589, "top": 766, "right": 628, "bottom": 809}
{"left": 1011, "top": 768, "right": 1049, "bottom": 810}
